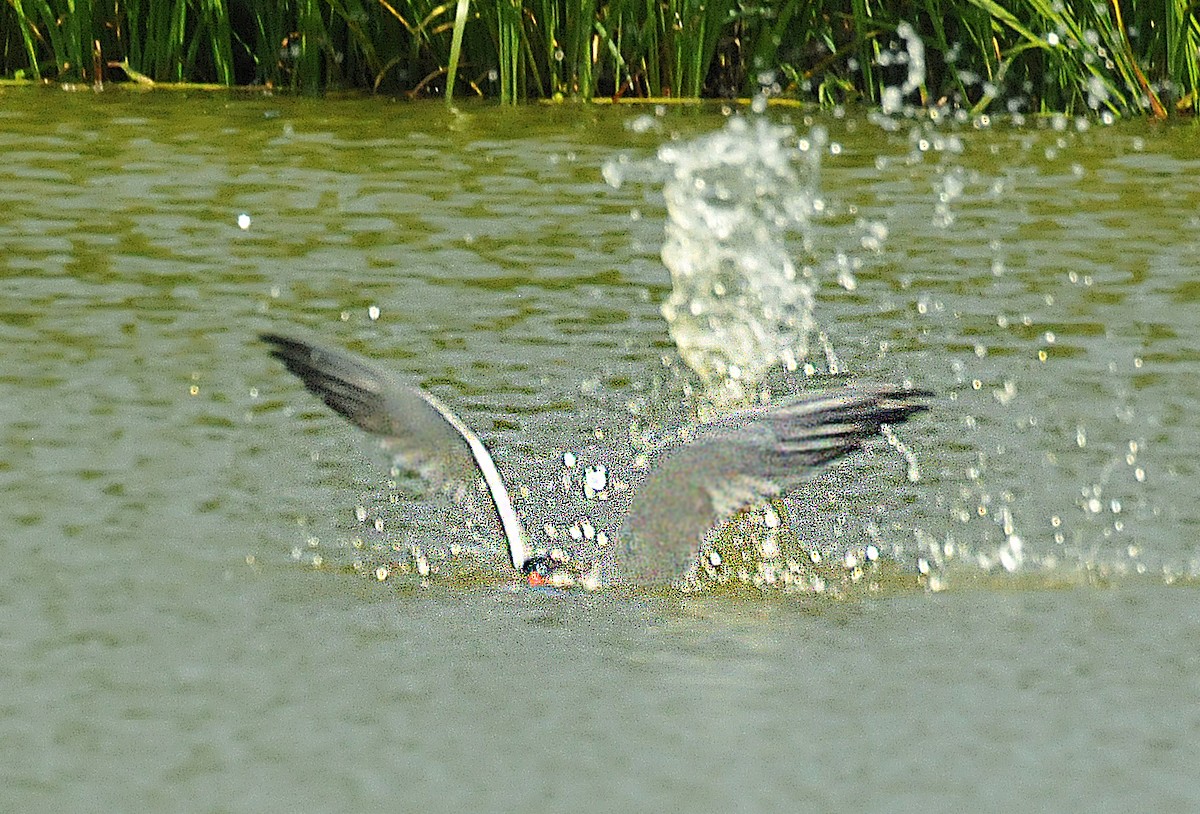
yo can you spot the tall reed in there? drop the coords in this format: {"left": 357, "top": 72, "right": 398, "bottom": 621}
{"left": 1, "top": 0, "right": 1196, "bottom": 115}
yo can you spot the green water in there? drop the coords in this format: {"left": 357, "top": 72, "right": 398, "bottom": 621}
{"left": 1, "top": 87, "right": 1197, "bottom": 812}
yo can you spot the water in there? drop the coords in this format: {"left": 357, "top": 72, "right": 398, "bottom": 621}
{"left": 606, "top": 116, "right": 823, "bottom": 408}
{"left": 2, "top": 87, "right": 1198, "bottom": 811}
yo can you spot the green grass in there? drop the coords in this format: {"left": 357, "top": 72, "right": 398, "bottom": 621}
{"left": 1, "top": 0, "right": 1196, "bottom": 115}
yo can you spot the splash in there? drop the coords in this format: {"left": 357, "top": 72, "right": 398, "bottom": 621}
{"left": 606, "top": 116, "right": 830, "bottom": 408}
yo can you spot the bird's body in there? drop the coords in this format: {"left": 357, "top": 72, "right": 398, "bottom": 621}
{"left": 261, "top": 333, "right": 931, "bottom": 586}
{"left": 615, "top": 388, "right": 930, "bottom": 583}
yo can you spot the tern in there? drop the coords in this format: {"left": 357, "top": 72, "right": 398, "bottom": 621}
{"left": 261, "top": 332, "right": 931, "bottom": 586}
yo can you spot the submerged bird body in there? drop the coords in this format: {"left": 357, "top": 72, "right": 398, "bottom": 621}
{"left": 261, "top": 333, "right": 931, "bottom": 586}
{"left": 616, "top": 388, "right": 931, "bottom": 583}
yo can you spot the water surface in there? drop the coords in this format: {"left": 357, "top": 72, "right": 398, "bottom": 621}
{"left": 1, "top": 88, "right": 1197, "bottom": 811}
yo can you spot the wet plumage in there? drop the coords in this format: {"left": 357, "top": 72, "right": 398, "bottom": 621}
{"left": 261, "top": 333, "right": 931, "bottom": 586}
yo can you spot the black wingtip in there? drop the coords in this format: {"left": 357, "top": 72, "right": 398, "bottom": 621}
{"left": 259, "top": 331, "right": 310, "bottom": 361}
{"left": 874, "top": 386, "right": 935, "bottom": 422}
{"left": 260, "top": 331, "right": 404, "bottom": 439}
{"left": 259, "top": 333, "right": 327, "bottom": 384}
{"left": 259, "top": 332, "right": 302, "bottom": 364}
{"left": 865, "top": 390, "right": 933, "bottom": 437}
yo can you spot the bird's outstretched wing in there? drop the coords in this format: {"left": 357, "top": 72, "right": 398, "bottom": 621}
{"left": 260, "top": 333, "right": 529, "bottom": 571}
{"left": 617, "top": 385, "right": 932, "bottom": 584}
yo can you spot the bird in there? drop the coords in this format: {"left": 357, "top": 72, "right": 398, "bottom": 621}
{"left": 260, "top": 332, "right": 932, "bottom": 587}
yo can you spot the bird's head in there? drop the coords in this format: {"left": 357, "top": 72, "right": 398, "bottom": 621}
{"left": 520, "top": 552, "right": 601, "bottom": 589}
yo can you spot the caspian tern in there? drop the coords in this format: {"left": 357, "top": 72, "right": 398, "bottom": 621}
{"left": 261, "top": 333, "right": 931, "bottom": 586}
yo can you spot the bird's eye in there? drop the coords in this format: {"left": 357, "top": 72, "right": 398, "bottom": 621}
{"left": 520, "top": 555, "right": 553, "bottom": 577}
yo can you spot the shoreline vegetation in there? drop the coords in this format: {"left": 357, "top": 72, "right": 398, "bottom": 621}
{"left": 1, "top": 0, "right": 1195, "bottom": 117}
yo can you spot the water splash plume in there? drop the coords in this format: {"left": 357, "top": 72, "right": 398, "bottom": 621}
{"left": 607, "top": 116, "right": 831, "bottom": 409}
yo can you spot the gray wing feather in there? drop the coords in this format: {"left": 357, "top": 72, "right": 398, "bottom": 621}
{"left": 261, "top": 334, "right": 474, "bottom": 481}
{"left": 261, "top": 333, "right": 529, "bottom": 571}
{"left": 617, "top": 385, "right": 931, "bottom": 584}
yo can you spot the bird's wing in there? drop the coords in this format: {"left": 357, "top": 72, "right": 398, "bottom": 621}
{"left": 616, "top": 385, "right": 932, "bottom": 585}
{"left": 260, "top": 333, "right": 529, "bottom": 571}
